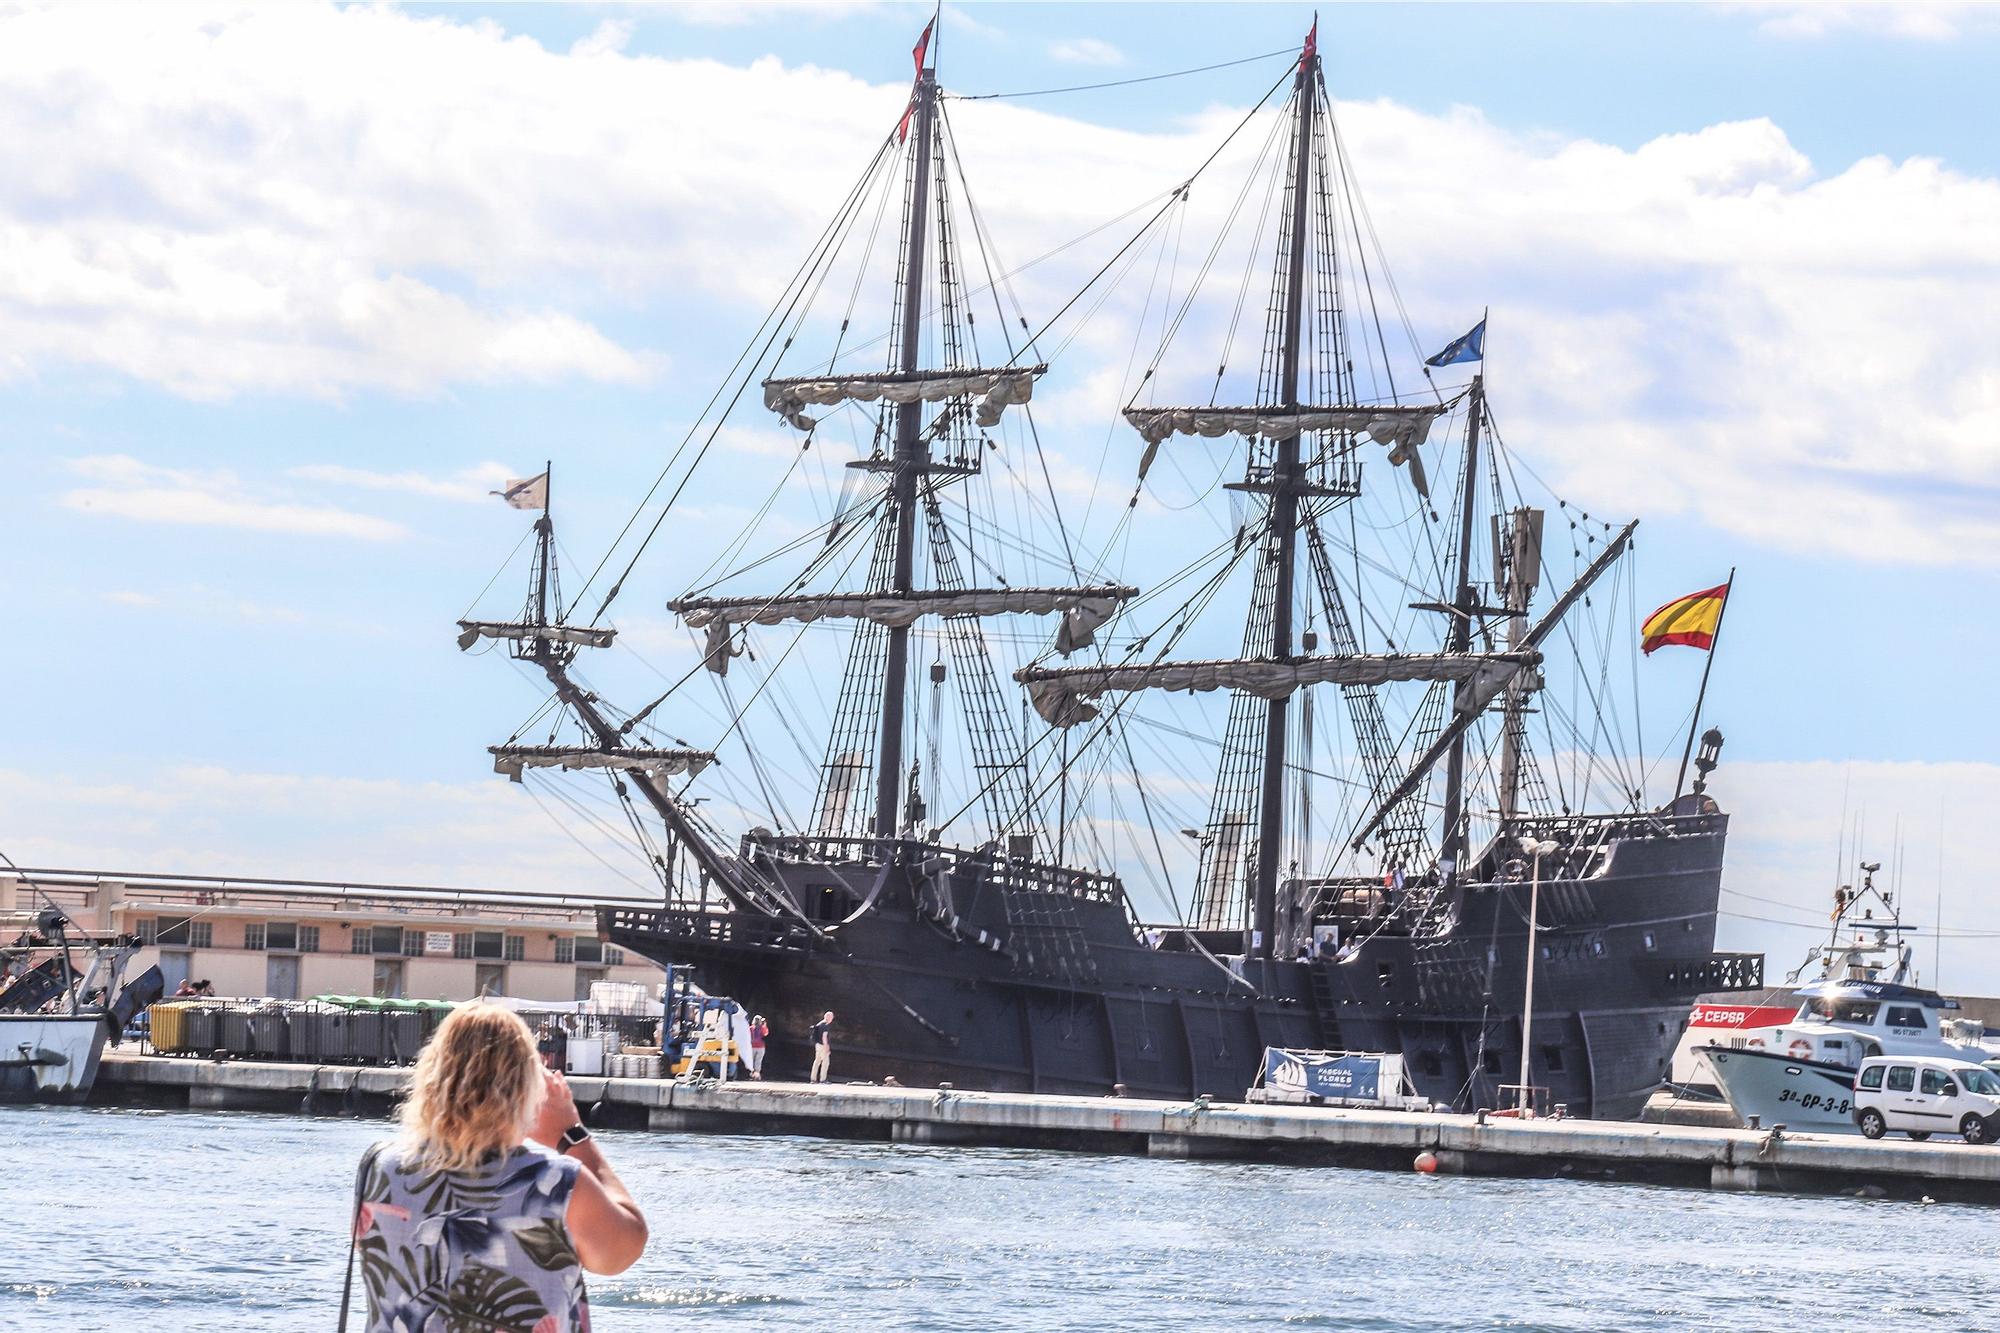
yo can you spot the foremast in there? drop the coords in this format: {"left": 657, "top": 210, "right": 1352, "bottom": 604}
{"left": 457, "top": 480, "right": 782, "bottom": 918}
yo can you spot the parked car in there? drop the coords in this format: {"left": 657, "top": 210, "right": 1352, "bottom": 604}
{"left": 1853, "top": 1055, "right": 2000, "bottom": 1143}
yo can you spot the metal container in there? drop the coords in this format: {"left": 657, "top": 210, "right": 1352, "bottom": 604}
{"left": 247, "top": 1007, "right": 290, "bottom": 1059}
{"left": 341, "top": 1011, "right": 385, "bottom": 1065}
{"left": 220, "top": 1007, "right": 255, "bottom": 1053}
{"left": 382, "top": 1011, "right": 425, "bottom": 1065}
{"left": 183, "top": 1005, "right": 221, "bottom": 1053}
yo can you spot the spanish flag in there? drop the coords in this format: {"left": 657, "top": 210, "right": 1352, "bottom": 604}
{"left": 1641, "top": 582, "right": 1730, "bottom": 654}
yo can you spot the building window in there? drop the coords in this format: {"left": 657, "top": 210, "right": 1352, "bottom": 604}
{"left": 472, "top": 931, "right": 505, "bottom": 960}
{"left": 244, "top": 923, "right": 266, "bottom": 951}
{"left": 158, "top": 918, "right": 193, "bottom": 946}
{"left": 503, "top": 935, "right": 525, "bottom": 962}
{"left": 371, "top": 926, "right": 402, "bottom": 956}
{"left": 574, "top": 937, "right": 603, "bottom": 965}
{"left": 1542, "top": 1045, "right": 1565, "bottom": 1072}
{"left": 137, "top": 918, "right": 158, "bottom": 945}
{"left": 554, "top": 938, "right": 575, "bottom": 964}
{"left": 403, "top": 929, "right": 425, "bottom": 958}
{"left": 453, "top": 933, "right": 473, "bottom": 960}
{"left": 189, "top": 922, "right": 212, "bottom": 950}
{"left": 299, "top": 925, "right": 320, "bottom": 954}
{"left": 351, "top": 927, "right": 374, "bottom": 955}
{"left": 266, "top": 922, "right": 299, "bottom": 951}
{"left": 605, "top": 945, "right": 624, "bottom": 966}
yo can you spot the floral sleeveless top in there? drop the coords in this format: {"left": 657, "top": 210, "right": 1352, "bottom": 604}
{"left": 356, "top": 1140, "right": 590, "bottom": 1333}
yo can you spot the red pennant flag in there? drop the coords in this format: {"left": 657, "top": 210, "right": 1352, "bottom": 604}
{"left": 897, "top": 19, "right": 935, "bottom": 145}
{"left": 1301, "top": 19, "right": 1317, "bottom": 69}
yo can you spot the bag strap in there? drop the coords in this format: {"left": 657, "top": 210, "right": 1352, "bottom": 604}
{"left": 337, "top": 1142, "right": 386, "bottom": 1332}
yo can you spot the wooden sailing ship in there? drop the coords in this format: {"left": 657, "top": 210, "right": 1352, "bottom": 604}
{"left": 459, "top": 25, "right": 1761, "bottom": 1117}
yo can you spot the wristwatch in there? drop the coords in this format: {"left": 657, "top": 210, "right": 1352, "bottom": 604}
{"left": 558, "top": 1123, "right": 592, "bottom": 1152}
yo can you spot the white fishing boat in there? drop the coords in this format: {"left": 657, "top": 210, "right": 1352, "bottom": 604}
{"left": 1703, "top": 863, "right": 1994, "bottom": 1134}
{"left": 1, "top": 892, "right": 162, "bottom": 1104}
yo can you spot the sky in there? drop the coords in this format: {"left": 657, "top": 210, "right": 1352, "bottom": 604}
{"left": 4, "top": 2, "right": 2000, "bottom": 991}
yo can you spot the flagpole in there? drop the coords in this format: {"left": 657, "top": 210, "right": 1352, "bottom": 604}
{"left": 1672, "top": 566, "right": 1735, "bottom": 803}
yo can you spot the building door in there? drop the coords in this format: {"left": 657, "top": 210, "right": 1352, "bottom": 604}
{"left": 159, "top": 951, "right": 191, "bottom": 994}
{"left": 266, "top": 955, "right": 300, "bottom": 1001}
{"left": 474, "top": 963, "right": 505, "bottom": 998}
{"left": 373, "top": 959, "right": 405, "bottom": 1000}
{"left": 573, "top": 968, "right": 605, "bottom": 1002}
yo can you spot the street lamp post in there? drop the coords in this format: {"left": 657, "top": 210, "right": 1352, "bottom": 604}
{"left": 1517, "top": 836, "right": 1559, "bottom": 1115}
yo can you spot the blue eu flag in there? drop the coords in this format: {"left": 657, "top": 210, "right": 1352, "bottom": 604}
{"left": 1425, "top": 318, "right": 1485, "bottom": 368}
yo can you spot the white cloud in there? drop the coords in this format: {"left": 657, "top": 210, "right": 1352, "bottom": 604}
{"left": 1714, "top": 757, "right": 1992, "bottom": 991}
{"left": 98, "top": 583, "right": 308, "bottom": 625}
{"left": 1, "top": 4, "right": 1995, "bottom": 566}
{"left": 61, "top": 454, "right": 406, "bottom": 541}
{"left": 571, "top": 18, "right": 635, "bottom": 57}
{"left": 661, "top": 2, "right": 884, "bottom": 29}
{"left": 287, "top": 462, "right": 516, "bottom": 503}
{"left": 1748, "top": 3, "right": 1978, "bottom": 40}
{"left": 1047, "top": 37, "right": 1125, "bottom": 67}
{"left": 0, "top": 764, "right": 663, "bottom": 899}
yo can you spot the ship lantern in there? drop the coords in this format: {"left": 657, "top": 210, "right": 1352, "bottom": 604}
{"left": 1692, "top": 728, "right": 1724, "bottom": 794}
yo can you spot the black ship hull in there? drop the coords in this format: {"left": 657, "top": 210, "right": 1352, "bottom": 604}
{"left": 606, "top": 811, "right": 1757, "bottom": 1120}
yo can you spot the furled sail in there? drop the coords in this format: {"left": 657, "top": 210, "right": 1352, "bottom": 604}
{"left": 1016, "top": 651, "right": 1538, "bottom": 728}
{"left": 672, "top": 585, "right": 1137, "bottom": 675}
{"left": 763, "top": 366, "right": 1044, "bottom": 432}
{"left": 456, "top": 621, "right": 616, "bottom": 651}
{"left": 488, "top": 745, "right": 715, "bottom": 783}
{"left": 1127, "top": 404, "right": 1445, "bottom": 497}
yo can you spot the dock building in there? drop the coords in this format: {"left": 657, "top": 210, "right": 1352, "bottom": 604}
{"left": 1, "top": 868, "right": 660, "bottom": 1003}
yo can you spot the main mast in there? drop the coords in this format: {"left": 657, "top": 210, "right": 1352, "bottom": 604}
{"left": 1249, "top": 39, "right": 1319, "bottom": 961}
{"left": 876, "top": 64, "right": 939, "bottom": 842}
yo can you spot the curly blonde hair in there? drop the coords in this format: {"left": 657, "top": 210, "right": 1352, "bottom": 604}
{"left": 398, "top": 1002, "right": 545, "bottom": 1173}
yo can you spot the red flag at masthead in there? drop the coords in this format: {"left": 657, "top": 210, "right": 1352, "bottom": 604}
{"left": 897, "top": 19, "right": 936, "bottom": 144}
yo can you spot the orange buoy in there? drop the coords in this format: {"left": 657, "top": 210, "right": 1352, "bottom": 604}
{"left": 1414, "top": 1151, "right": 1438, "bottom": 1174}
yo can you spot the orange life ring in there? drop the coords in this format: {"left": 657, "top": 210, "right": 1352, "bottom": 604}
{"left": 1746, "top": 1037, "right": 1766, "bottom": 1050}
{"left": 1786, "top": 1038, "right": 1814, "bottom": 1061}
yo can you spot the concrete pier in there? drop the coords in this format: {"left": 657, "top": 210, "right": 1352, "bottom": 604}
{"left": 90, "top": 1053, "right": 2000, "bottom": 1204}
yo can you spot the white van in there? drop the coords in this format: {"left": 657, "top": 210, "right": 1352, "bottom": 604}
{"left": 1853, "top": 1055, "right": 2000, "bottom": 1143}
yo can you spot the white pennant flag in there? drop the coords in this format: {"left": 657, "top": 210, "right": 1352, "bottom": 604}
{"left": 494, "top": 471, "right": 548, "bottom": 510}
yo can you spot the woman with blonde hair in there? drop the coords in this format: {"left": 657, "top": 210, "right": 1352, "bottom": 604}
{"left": 342, "top": 1002, "right": 648, "bottom": 1332}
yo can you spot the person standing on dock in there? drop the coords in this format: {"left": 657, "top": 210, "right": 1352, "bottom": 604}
{"left": 747, "top": 1014, "right": 768, "bottom": 1080}
{"left": 809, "top": 1011, "right": 834, "bottom": 1083}
{"left": 342, "top": 1003, "right": 649, "bottom": 1332}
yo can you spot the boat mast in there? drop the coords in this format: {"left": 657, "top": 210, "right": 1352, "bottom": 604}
{"left": 529, "top": 459, "right": 553, "bottom": 639}
{"left": 875, "top": 64, "right": 938, "bottom": 843}
{"left": 1438, "top": 379, "right": 1484, "bottom": 875}
{"left": 1249, "top": 36, "right": 1318, "bottom": 961}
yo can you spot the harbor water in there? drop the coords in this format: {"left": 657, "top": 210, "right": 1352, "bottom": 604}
{"left": 8, "top": 1105, "right": 2000, "bottom": 1331}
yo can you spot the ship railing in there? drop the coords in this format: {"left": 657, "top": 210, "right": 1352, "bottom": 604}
{"left": 599, "top": 905, "right": 813, "bottom": 955}
{"left": 740, "top": 832, "right": 1126, "bottom": 907}
{"left": 1504, "top": 810, "right": 1726, "bottom": 845}
{"left": 1655, "top": 951, "right": 1765, "bottom": 994}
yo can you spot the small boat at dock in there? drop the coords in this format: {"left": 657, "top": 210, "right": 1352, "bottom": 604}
{"left": 2, "top": 895, "right": 162, "bottom": 1103}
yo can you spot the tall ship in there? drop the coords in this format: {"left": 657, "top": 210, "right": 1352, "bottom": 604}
{"left": 459, "top": 26, "right": 1760, "bottom": 1119}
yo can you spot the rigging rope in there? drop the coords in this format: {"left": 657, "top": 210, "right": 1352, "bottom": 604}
{"left": 946, "top": 47, "right": 1295, "bottom": 101}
